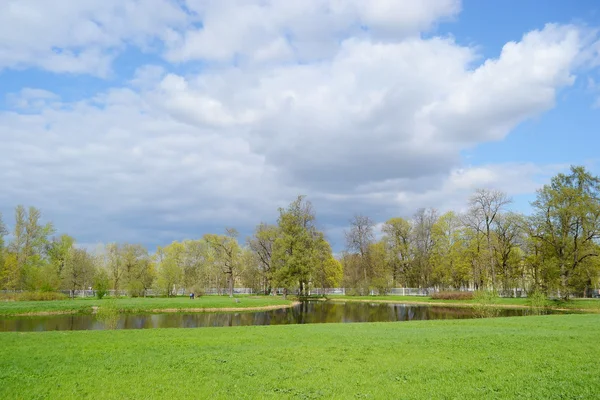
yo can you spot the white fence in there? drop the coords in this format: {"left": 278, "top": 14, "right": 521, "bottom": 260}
{"left": 308, "top": 288, "right": 434, "bottom": 296}
{"left": 6, "top": 288, "right": 595, "bottom": 298}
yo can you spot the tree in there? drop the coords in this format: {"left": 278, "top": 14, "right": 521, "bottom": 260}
{"left": 468, "top": 189, "right": 511, "bottom": 290}
{"left": 493, "top": 212, "right": 524, "bottom": 296}
{"left": 247, "top": 223, "right": 279, "bottom": 293}
{"left": 0, "top": 213, "right": 8, "bottom": 289}
{"left": 63, "top": 248, "right": 96, "bottom": 297}
{"left": 122, "top": 244, "right": 152, "bottom": 296}
{"left": 154, "top": 243, "right": 183, "bottom": 297}
{"left": 312, "top": 234, "right": 343, "bottom": 290}
{"left": 9, "top": 206, "right": 55, "bottom": 290}
{"left": 430, "top": 211, "right": 470, "bottom": 289}
{"left": 205, "top": 228, "right": 241, "bottom": 297}
{"left": 106, "top": 243, "right": 124, "bottom": 294}
{"left": 45, "top": 234, "right": 75, "bottom": 291}
{"left": 412, "top": 208, "right": 437, "bottom": 287}
{"left": 272, "top": 196, "right": 322, "bottom": 297}
{"left": 531, "top": 166, "right": 600, "bottom": 299}
{"left": 381, "top": 217, "right": 412, "bottom": 286}
{"left": 345, "top": 214, "right": 375, "bottom": 289}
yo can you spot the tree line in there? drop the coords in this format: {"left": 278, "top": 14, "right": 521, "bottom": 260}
{"left": 1, "top": 166, "right": 599, "bottom": 299}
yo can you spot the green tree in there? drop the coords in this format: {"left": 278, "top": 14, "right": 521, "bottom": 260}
{"left": 9, "top": 205, "right": 55, "bottom": 290}
{"left": 122, "top": 244, "right": 152, "bottom": 296}
{"left": 247, "top": 223, "right": 279, "bottom": 294}
{"left": 531, "top": 166, "right": 600, "bottom": 299}
{"left": 0, "top": 213, "right": 8, "bottom": 289}
{"left": 312, "top": 235, "right": 343, "bottom": 290}
{"left": 430, "top": 211, "right": 470, "bottom": 290}
{"left": 381, "top": 217, "right": 412, "bottom": 286}
{"left": 63, "top": 248, "right": 96, "bottom": 297}
{"left": 272, "top": 196, "right": 323, "bottom": 297}
{"left": 44, "top": 234, "right": 75, "bottom": 291}
{"left": 154, "top": 243, "right": 183, "bottom": 297}
{"left": 468, "top": 189, "right": 511, "bottom": 290}
{"left": 345, "top": 214, "right": 375, "bottom": 287}
{"left": 493, "top": 212, "right": 525, "bottom": 296}
{"left": 412, "top": 208, "right": 437, "bottom": 288}
{"left": 205, "top": 228, "right": 241, "bottom": 297}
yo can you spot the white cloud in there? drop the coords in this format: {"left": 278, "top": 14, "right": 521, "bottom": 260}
{"left": 0, "top": 0, "right": 190, "bottom": 75}
{"left": 166, "top": 0, "right": 461, "bottom": 63}
{"left": 1, "top": 1, "right": 599, "bottom": 248}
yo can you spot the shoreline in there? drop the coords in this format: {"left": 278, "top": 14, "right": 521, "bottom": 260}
{"left": 326, "top": 297, "right": 600, "bottom": 313}
{"left": 4, "top": 301, "right": 300, "bottom": 317}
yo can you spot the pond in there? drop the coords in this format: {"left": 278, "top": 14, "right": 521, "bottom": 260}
{"left": 0, "top": 301, "right": 557, "bottom": 332}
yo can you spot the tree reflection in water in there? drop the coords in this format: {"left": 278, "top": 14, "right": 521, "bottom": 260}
{"left": 0, "top": 301, "right": 556, "bottom": 332}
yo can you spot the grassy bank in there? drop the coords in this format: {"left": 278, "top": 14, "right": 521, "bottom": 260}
{"left": 0, "top": 296, "right": 293, "bottom": 316}
{"left": 0, "top": 314, "right": 598, "bottom": 399}
{"left": 328, "top": 295, "right": 600, "bottom": 312}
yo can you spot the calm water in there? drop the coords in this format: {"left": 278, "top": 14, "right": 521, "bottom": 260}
{"left": 0, "top": 301, "right": 555, "bottom": 332}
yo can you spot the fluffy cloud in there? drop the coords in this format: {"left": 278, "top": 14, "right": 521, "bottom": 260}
{"left": 0, "top": 1, "right": 599, "bottom": 249}
{"left": 0, "top": 0, "right": 189, "bottom": 75}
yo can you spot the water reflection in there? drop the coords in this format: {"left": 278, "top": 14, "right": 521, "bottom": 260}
{"left": 0, "top": 301, "right": 555, "bottom": 332}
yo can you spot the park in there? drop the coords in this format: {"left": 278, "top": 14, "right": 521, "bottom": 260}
{"left": 0, "top": 294, "right": 599, "bottom": 398}
{"left": 4, "top": 1, "right": 600, "bottom": 398}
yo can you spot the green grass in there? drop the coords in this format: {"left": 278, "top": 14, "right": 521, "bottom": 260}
{"left": 0, "top": 314, "right": 598, "bottom": 399}
{"left": 0, "top": 295, "right": 293, "bottom": 316}
{"left": 329, "top": 295, "right": 600, "bottom": 312}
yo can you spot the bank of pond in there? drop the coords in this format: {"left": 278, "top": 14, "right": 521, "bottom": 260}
{"left": 0, "top": 300, "right": 569, "bottom": 332}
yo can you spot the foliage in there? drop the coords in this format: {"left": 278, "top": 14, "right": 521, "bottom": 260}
{"left": 472, "top": 290, "right": 501, "bottom": 318}
{"left": 527, "top": 290, "right": 549, "bottom": 315}
{"left": 0, "top": 291, "right": 68, "bottom": 301}
{"left": 93, "top": 268, "right": 110, "bottom": 299}
{"left": 95, "top": 300, "right": 120, "bottom": 329}
{"left": 431, "top": 291, "right": 475, "bottom": 300}
{"left": 1, "top": 167, "right": 599, "bottom": 300}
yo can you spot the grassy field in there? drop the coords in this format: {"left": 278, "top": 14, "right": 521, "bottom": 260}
{"left": 0, "top": 314, "right": 598, "bottom": 399}
{"left": 0, "top": 296, "right": 293, "bottom": 316}
{"left": 328, "top": 295, "right": 600, "bottom": 312}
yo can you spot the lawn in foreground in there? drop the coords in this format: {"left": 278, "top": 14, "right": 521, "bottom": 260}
{"left": 0, "top": 295, "right": 292, "bottom": 316}
{"left": 1, "top": 314, "right": 599, "bottom": 399}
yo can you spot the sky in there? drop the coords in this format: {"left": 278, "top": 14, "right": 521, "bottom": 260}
{"left": 1, "top": 0, "right": 600, "bottom": 251}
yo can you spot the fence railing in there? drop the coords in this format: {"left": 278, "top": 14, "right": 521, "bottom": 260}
{"left": 3, "top": 288, "right": 597, "bottom": 298}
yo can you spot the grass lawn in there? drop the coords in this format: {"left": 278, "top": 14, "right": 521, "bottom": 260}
{"left": 328, "top": 295, "right": 600, "bottom": 312}
{"left": 0, "top": 295, "right": 293, "bottom": 316}
{"left": 0, "top": 314, "right": 598, "bottom": 399}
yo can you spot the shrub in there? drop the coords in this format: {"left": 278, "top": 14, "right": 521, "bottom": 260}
{"left": 95, "top": 300, "right": 120, "bottom": 329}
{"left": 191, "top": 286, "right": 205, "bottom": 298}
{"left": 431, "top": 291, "right": 474, "bottom": 300}
{"left": 16, "top": 292, "right": 68, "bottom": 301}
{"left": 472, "top": 290, "right": 501, "bottom": 318}
{"left": 127, "top": 281, "right": 145, "bottom": 298}
{"left": 527, "top": 290, "right": 549, "bottom": 315}
{"left": 93, "top": 269, "right": 110, "bottom": 299}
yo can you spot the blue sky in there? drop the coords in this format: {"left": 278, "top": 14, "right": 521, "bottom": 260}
{"left": 1, "top": 0, "right": 599, "bottom": 251}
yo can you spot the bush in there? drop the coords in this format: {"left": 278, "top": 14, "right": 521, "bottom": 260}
{"left": 95, "top": 300, "right": 120, "bottom": 329}
{"left": 472, "top": 290, "right": 501, "bottom": 318}
{"left": 0, "top": 292, "right": 68, "bottom": 301}
{"left": 93, "top": 269, "right": 110, "bottom": 299}
{"left": 431, "top": 291, "right": 474, "bottom": 300}
{"left": 191, "top": 286, "right": 205, "bottom": 298}
{"left": 127, "top": 281, "right": 145, "bottom": 298}
{"left": 17, "top": 292, "right": 68, "bottom": 301}
{"left": 527, "top": 290, "right": 549, "bottom": 315}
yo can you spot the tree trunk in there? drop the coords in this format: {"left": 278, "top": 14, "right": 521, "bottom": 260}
{"left": 228, "top": 272, "right": 234, "bottom": 298}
